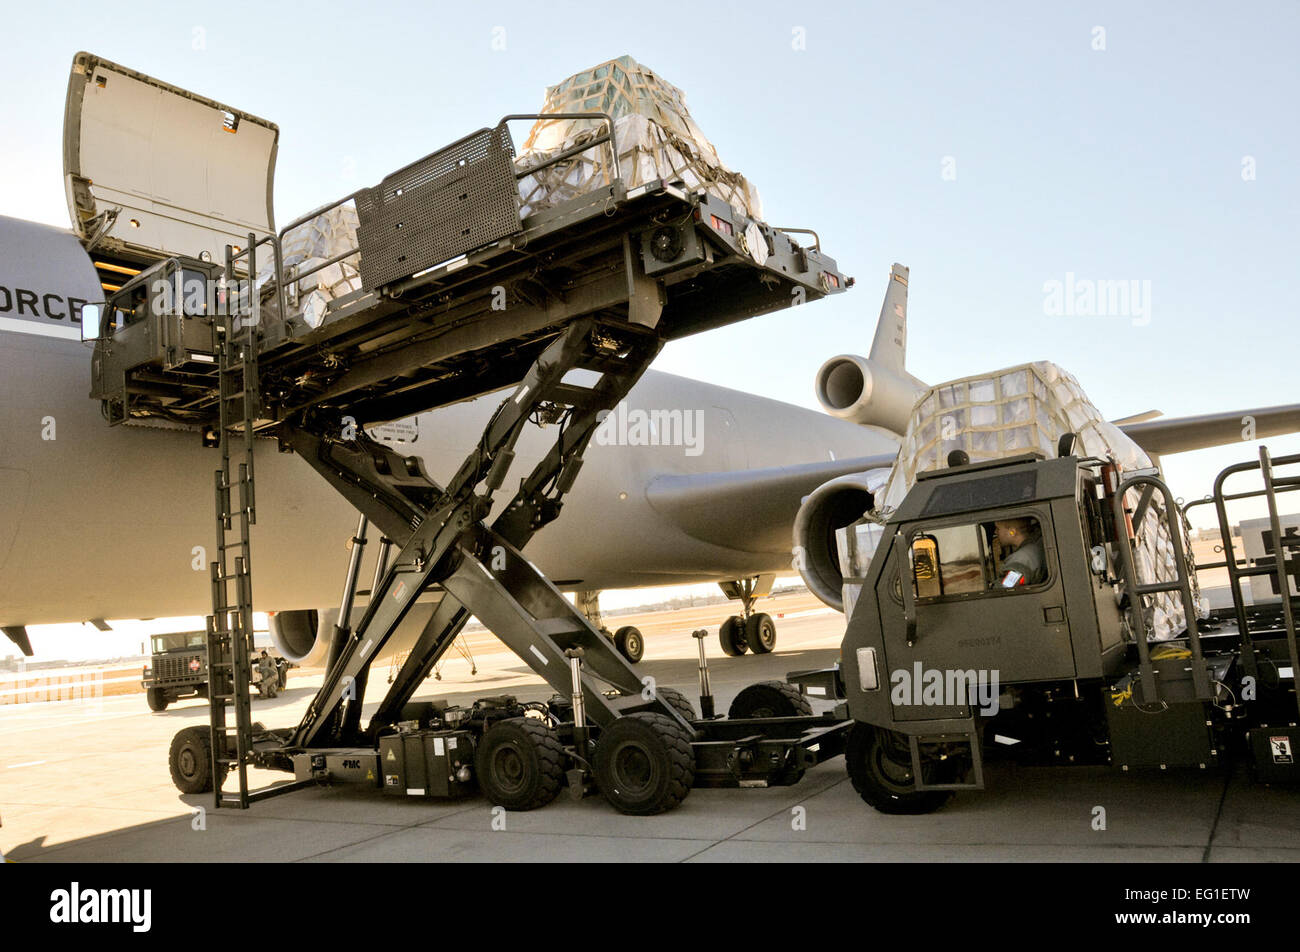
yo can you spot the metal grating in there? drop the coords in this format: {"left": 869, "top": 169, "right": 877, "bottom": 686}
{"left": 356, "top": 124, "right": 522, "bottom": 291}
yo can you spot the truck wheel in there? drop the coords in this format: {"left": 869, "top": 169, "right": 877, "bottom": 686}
{"left": 475, "top": 717, "right": 565, "bottom": 811}
{"left": 719, "top": 616, "right": 747, "bottom": 656}
{"left": 744, "top": 613, "right": 777, "bottom": 654}
{"left": 594, "top": 712, "right": 694, "bottom": 815}
{"left": 728, "top": 681, "right": 812, "bottom": 784}
{"left": 278, "top": 665, "right": 289, "bottom": 690}
{"left": 169, "top": 727, "right": 226, "bottom": 795}
{"left": 727, "top": 680, "right": 812, "bottom": 719}
{"left": 613, "top": 626, "right": 644, "bottom": 663}
{"left": 654, "top": 686, "right": 698, "bottom": 728}
{"left": 146, "top": 688, "right": 169, "bottom": 712}
{"left": 845, "top": 724, "right": 953, "bottom": 815}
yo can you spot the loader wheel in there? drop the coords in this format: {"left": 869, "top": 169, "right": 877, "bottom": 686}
{"left": 146, "top": 688, "right": 169, "bottom": 712}
{"left": 613, "top": 626, "right": 644, "bottom": 663}
{"left": 728, "top": 680, "right": 812, "bottom": 719}
{"left": 744, "top": 613, "right": 777, "bottom": 654}
{"left": 594, "top": 713, "right": 694, "bottom": 815}
{"left": 719, "top": 616, "right": 747, "bottom": 656}
{"left": 845, "top": 724, "right": 953, "bottom": 815}
{"left": 475, "top": 717, "right": 565, "bottom": 811}
{"left": 728, "top": 681, "right": 813, "bottom": 784}
{"left": 169, "top": 726, "right": 226, "bottom": 795}
{"left": 654, "top": 686, "right": 698, "bottom": 728}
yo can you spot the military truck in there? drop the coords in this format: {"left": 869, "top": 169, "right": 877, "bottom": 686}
{"left": 797, "top": 439, "right": 1300, "bottom": 813}
{"left": 143, "top": 632, "right": 288, "bottom": 711}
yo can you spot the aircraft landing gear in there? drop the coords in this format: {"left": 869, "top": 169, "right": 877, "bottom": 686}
{"left": 717, "top": 575, "right": 777, "bottom": 656}
{"left": 577, "top": 591, "right": 644, "bottom": 663}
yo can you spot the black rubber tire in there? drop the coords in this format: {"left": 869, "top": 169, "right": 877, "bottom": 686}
{"left": 613, "top": 626, "right": 644, "bottom": 663}
{"left": 654, "top": 686, "right": 698, "bottom": 726}
{"left": 278, "top": 665, "right": 289, "bottom": 690}
{"left": 169, "top": 726, "right": 226, "bottom": 795}
{"left": 719, "top": 616, "right": 747, "bottom": 656}
{"left": 475, "top": 717, "right": 565, "bottom": 811}
{"left": 744, "top": 612, "right": 777, "bottom": 654}
{"left": 727, "top": 680, "right": 812, "bottom": 719}
{"left": 594, "top": 712, "right": 694, "bottom": 815}
{"left": 146, "top": 688, "right": 169, "bottom": 712}
{"left": 728, "top": 680, "right": 812, "bottom": 784}
{"left": 845, "top": 723, "right": 953, "bottom": 815}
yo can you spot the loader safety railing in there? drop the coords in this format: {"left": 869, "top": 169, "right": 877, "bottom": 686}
{"left": 1109, "top": 471, "right": 1211, "bottom": 704}
{"left": 270, "top": 113, "right": 618, "bottom": 297}
{"left": 1181, "top": 449, "right": 1300, "bottom": 722}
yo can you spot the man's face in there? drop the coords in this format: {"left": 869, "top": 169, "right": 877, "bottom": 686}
{"left": 995, "top": 521, "right": 1024, "bottom": 549}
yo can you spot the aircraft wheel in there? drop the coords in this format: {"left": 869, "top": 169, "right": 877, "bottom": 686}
{"left": 475, "top": 718, "right": 564, "bottom": 811}
{"left": 169, "top": 726, "right": 226, "bottom": 794}
{"left": 613, "top": 626, "right": 644, "bottom": 663}
{"left": 146, "top": 688, "right": 169, "bottom": 712}
{"left": 744, "top": 612, "right": 777, "bottom": 654}
{"left": 719, "top": 616, "right": 747, "bottom": 656}
{"left": 594, "top": 713, "right": 694, "bottom": 815}
{"left": 845, "top": 723, "right": 953, "bottom": 815}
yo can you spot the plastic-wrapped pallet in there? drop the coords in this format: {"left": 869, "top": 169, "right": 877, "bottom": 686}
{"left": 870, "top": 361, "right": 1200, "bottom": 641}
{"left": 257, "top": 203, "right": 362, "bottom": 329}
{"left": 515, "top": 56, "right": 763, "bottom": 221}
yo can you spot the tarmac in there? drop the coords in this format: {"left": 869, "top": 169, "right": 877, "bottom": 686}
{"left": 3, "top": 592, "right": 1298, "bottom": 863}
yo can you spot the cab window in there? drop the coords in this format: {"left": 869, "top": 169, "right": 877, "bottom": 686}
{"left": 909, "top": 516, "right": 1048, "bottom": 600}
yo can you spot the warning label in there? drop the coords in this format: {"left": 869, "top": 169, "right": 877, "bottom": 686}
{"left": 1269, "top": 735, "right": 1294, "bottom": 764}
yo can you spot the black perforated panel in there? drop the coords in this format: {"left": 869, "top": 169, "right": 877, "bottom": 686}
{"left": 356, "top": 125, "right": 522, "bottom": 291}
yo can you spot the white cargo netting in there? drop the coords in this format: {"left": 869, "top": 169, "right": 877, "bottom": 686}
{"left": 257, "top": 203, "right": 362, "bottom": 329}
{"left": 866, "top": 361, "right": 1200, "bottom": 641}
{"left": 515, "top": 56, "right": 763, "bottom": 220}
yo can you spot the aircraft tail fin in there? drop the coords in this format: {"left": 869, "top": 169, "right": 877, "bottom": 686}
{"left": 869, "top": 263, "right": 927, "bottom": 389}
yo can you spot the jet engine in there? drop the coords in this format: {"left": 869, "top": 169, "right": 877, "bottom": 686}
{"left": 792, "top": 470, "right": 888, "bottom": 612}
{"left": 269, "top": 601, "right": 441, "bottom": 667}
{"left": 814, "top": 353, "right": 922, "bottom": 437}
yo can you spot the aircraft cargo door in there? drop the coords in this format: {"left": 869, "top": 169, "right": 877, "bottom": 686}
{"left": 63, "top": 52, "right": 278, "bottom": 263}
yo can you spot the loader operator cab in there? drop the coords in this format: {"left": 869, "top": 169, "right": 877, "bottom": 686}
{"left": 88, "top": 255, "right": 224, "bottom": 424}
{"left": 842, "top": 451, "right": 1137, "bottom": 720}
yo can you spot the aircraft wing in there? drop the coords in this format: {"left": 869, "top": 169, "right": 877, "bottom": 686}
{"left": 1118, "top": 404, "right": 1300, "bottom": 456}
{"left": 645, "top": 454, "right": 897, "bottom": 556}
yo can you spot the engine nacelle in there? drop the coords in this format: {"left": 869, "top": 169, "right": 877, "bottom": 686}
{"left": 268, "top": 600, "right": 443, "bottom": 668}
{"left": 815, "top": 354, "right": 922, "bottom": 437}
{"left": 793, "top": 470, "right": 886, "bottom": 612}
{"left": 268, "top": 608, "right": 328, "bottom": 666}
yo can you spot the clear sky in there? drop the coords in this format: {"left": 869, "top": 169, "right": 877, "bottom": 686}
{"left": 3, "top": 1, "right": 1298, "bottom": 658}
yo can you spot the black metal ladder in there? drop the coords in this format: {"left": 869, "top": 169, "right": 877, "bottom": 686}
{"left": 204, "top": 238, "right": 268, "bottom": 809}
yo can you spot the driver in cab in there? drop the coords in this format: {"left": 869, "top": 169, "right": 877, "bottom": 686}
{"left": 993, "top": 518, "right": 1045, "bottom": 587}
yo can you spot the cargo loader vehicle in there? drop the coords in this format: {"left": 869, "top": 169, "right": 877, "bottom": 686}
{"left": 798, "top": 438, "right": 1300, "bottom": 813}
{"left": 84, "top": 111, "right": 857, "bottom": 814}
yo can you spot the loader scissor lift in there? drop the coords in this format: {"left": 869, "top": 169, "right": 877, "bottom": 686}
{"left": 91, "top": 113, "right": 855, "bottom": 814}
